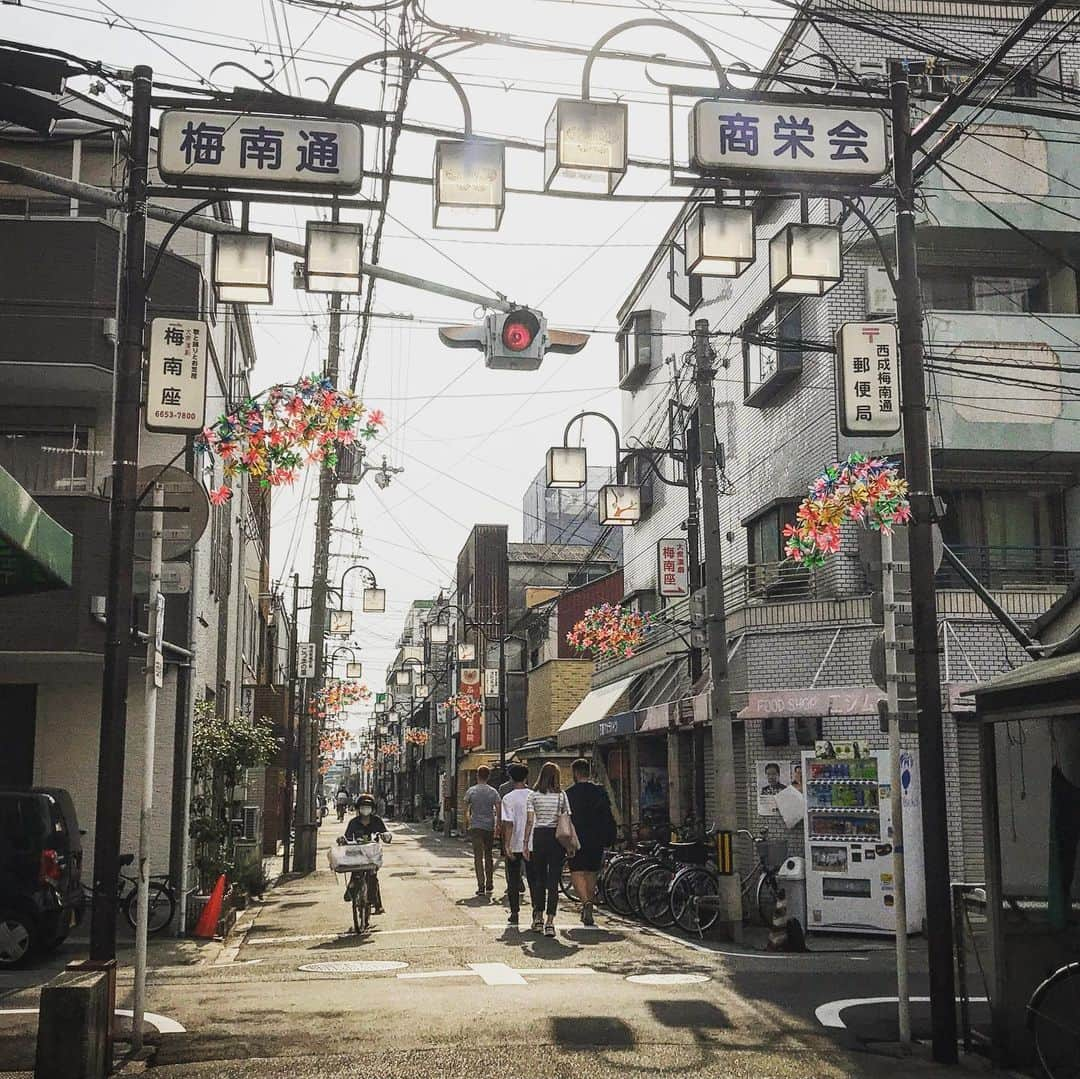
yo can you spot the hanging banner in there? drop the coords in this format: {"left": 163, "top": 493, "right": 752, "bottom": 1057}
{"left": 657, "top": 537, "right": 690, "bottom": 597}
{"left": 458, "top": 668, "right": 483, "bottom": 750}
{"left": 837, "top": 322, "right": 901, "bottom": 436}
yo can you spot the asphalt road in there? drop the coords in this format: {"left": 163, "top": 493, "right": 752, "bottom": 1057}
{"left": 0, "top": 822, "right": 1003, "bottom": 1078}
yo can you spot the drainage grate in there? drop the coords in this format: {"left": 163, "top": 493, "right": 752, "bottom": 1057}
{"left": 297, "top": 960, "right": 408, "bottom": 974}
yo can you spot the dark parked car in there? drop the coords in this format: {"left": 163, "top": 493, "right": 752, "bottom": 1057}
{"left": 0, "top": 787, "right": 82, "bottom": 967}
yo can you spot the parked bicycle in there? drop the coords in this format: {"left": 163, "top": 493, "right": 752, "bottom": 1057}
{"left": 1028, "top": 958, "right": 1080, "bottom": 1078}
{"left": 76, "top": 853, "right": 176, "bottom": 935}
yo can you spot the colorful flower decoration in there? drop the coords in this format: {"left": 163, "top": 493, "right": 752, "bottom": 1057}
{"left": 783, "top": 453, "right": 911, "bottom": 569}
{"left": 448, "top": 693, "right": 483, "bottom": 728}
{"left": 195, "top": 375, "right": 385, "bottom": 503}
{"left": 379, "top": 743, "right": 400, "bottom": 757}
{"left": 567, "top": 603, "right": 649, "bottom": 660}
{"left": 404, "top": 728, "right": 430, "bottom": 747}
{"left": 309, "top": 680, "right": 371, "bottom": 721}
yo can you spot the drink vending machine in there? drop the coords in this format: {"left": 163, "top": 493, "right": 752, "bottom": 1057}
{"left": 801, "top": 747, "right": 925, "bottom": 934}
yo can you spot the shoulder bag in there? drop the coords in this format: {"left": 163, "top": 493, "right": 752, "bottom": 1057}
{"left": 556, "top": 791, "right": 580, "bottom": 856}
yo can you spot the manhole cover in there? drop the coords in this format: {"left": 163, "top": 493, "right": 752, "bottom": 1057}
{"left": 626, "top": 973, "right": 710, "bottom": 986}
{"left": 298, "top": 961, "right": 408, "bottom": 974}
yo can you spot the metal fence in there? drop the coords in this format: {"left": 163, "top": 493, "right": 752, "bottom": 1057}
{"left": 937, "top": 546, "right": 1078, "bottom": 591}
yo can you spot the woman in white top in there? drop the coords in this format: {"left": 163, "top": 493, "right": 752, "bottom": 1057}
{"left": 525, "top": 761, "right": 570, "bottom": 936}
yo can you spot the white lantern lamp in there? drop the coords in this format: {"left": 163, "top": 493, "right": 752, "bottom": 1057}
{"left": 769, "top": 222, "right": 842, "bottom": 296}
{"left": 213, "top": 232, "right": 274, "bottom": 305}
{"left": 685, "top": 205, "right": 755, "bottom": 278}
{"left": 346, "top": 661, "right": 363, "bottom": 680}
{"left": 457, "top": 642, "right": 476, "bottom": 664}
{"left": 427, "top": 622, "right": 450, "bottom": 645}
{"left": 362, "top": 587, "right": 386, "bottom": 613}
{"left": 304, "top": 220, "right": 363, "bottom": 294}
{"left": 544, "top": 98, "right": 627, "bottom": 194}
{"left": 394, "top": 669, "right": 411, "bottom": 687}
{"left": 433, "top": 139, "right": 505, "bottom": 230}
{"left": 546, "top": 446, "right": 587, "bottom": 489}
{"left": 598, "top": 483, "right": 642, "bottom": 527}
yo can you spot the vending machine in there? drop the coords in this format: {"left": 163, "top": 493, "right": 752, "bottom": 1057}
{"left": 801, "top": 745, "right": 925, "bottom": 935}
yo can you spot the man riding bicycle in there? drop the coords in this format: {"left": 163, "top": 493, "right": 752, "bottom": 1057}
{"left": 339, "top": 793, "right": 390, "bottom": 915}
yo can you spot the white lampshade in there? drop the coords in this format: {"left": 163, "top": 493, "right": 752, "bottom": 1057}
{"left": 433, "top": 139, "right": 505, "bottom": 230}
{"left": 598, "top": 483, "right": 642, "bottom": 527}
{"left": 685, "top": 205, "right": 755, "bottom": 278}
{"left": 546, "top": 446, "right": 587, "bottom": 489}
{"left": 427, "top": 622, "right": 450, "bottom": 645}
{"left": 544, "top": 99, "right": 627, "bottom": 194}
{"left": 457, "top": 642, "right": 476, "bottom": 663}
{"left": 346, "top": 661, "right": 363, "bottom": 679}
{"left": 213, "top": 232, "right": 274, "bottom": 305}
{"left": 394, "top": 669, "right": 411, "bottom": 686}
{"left": 304, "top": 220, "right": 363, "bottom": 293}
{"left": 328, "top": 609, "right": 353, "bottom": 636}
{"left": 415, "top": 683, "right": 430, "bottom": 699}
{"left": 769, "top": 223, "right": 842, "bottom": 296}
{"left": 362, "top": 587, "right": 386, "bottom": 613}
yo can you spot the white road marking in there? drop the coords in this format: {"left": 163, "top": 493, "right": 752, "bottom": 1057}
{"left": 627, "top": 973, "right": 711, "bottom": 985}
{"left": 247, "top": 924, "right": 469, "bottom": 945}
{"left": 397, "top": 964, "right": 595, "bottom": 986}
{"left": 815, "top": 996, "right": 988, "bottom": 1030}
{"left": 0, "top": 1008, "right": 186, "bottom": 1035}
{"left": 470, "top": 963, "right": 528, "bottom": 985}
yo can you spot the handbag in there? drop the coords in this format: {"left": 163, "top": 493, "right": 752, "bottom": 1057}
{"left": 556, "top": 792, "right": 580, "bottom": 856}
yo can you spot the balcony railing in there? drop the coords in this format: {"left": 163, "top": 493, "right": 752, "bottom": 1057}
{"left": 0, "top": 442, "right": 103, "bottom": 495}
{"left": 937, "top": 545, "right": 1077, "bottom": 591}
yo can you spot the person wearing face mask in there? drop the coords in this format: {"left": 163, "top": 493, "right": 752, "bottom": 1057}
{"left": 342, "top": 793, "right": 391, "bottom": 913}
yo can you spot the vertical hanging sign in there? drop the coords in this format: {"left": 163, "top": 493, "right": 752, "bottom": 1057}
{"left": 146, "top": 318, "right": 208, "bottom": 432}
{"left": 657, "top": 537, "right": 690, "bottom": 597}
{"left": 458, "top": 668, "right": 483, "bottom": 750}
{"left": 837, "top": 322, "right": 901, "bottom": 436}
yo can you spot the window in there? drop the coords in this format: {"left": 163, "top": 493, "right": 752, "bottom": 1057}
{"left": 747, "top": 502, "right": 801, "bottom": 566}
{"left": 618, "top": 310, "right": 656, "bottom": 390}
{"left": 921, "top": 269, "right": 1050, "bottom": 313}
{"left": 0, "top": 427, "right": 96, "bottom": 493}
{"left": 743, "top": 300, "right": 802, "bottom": 407}
{"left": 209, "top": 501, "right": 232, "bottom": 599}
{"left": 971, "top": 276, "right": 1044, "bottom": 314}
{"left": 669, "top": 242, "right": 702, "bottom": 313}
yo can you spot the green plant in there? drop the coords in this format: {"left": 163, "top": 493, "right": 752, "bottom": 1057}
{"left": 236, "top": 860, "right": 272, "bottom": 899}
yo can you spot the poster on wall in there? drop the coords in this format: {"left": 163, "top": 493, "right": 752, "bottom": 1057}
{"left": 639, "top": 766, "right": 668, "bottom": 815}
{"left": 811, "top": 845, "right": 848, "bottom": 873}
{"left": 815, "top": 739, "right": 871, "bottom": 760}
{"left": 757, "top": 759, "right": 792, "bottom": 815}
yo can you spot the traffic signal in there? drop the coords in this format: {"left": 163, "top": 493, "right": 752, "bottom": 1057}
{"left": 0, "top": 47, "right": 73, "bottom": 135}
{"left": 439, "top": 307, "right": 588, "bottom": 371}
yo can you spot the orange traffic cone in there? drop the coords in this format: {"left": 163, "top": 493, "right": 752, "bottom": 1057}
{"left": 192, "top": 874, "right": 227, "bottom": 939}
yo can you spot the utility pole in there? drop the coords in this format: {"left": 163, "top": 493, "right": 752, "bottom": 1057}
{"left": 497, "top": 633, "right": 507, "bottom": 779}
{"left": 890, "top": 61, "right": 957, "bottom": 1064}
{"left": 282, "top": 572, "right": 300, "bottom": 875}
{"left": 132, "top": 482, "right": 163, "bottom": 1053}
{"left": 692, "top": 318, "right": 741, "bottom": 943}
{"left": 91, "top": 64, "right": 152, "bottom": 962}
{"left": 296, "top": 285, "right": 343, "bottom": 871}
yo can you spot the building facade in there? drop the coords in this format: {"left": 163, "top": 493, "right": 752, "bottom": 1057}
{"left": 522, "top": 463, "right": 622, "bottom": 562}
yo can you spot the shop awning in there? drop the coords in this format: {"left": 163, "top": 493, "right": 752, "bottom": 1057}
{"left": 556, "top": 674, "right": 637, "bottom": 748}
{"left": 0, "top": 465, "right": 73, "bottom": 596}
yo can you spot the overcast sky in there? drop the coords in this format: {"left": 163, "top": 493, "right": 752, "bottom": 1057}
{"left": 7, "top": 0, "right": 787, "bottom": 730}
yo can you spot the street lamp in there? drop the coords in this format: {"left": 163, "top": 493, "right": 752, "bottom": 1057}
{"left": 346, "top": 662, "right": 363, "bottom": 680}
{"left": 427, "top": 621, "right": 450, "bottom": 645}
{"left": 304, "top": 220, "right": 363, "bottom": 294}
{"left": 544, "top": 98, "right": 628, "bottom": 194}
{"left": 545, "top": 446, "right": 587, "bottom": 489}
{"left": 338, "top": 563, "right": 386, "bottom": 614}
{"left": 457, "top": 642, "right": 476, "bottom": 664}
{"left": 769, "top": 222, "right": 842, "bottom": 296}
{"left": 684, "top": 204, "right": 755, "bottom": 278}
{"left": 212, "top": 232, "right": 274, "bottom": 304}
{"left": 598, "top": 483, "right": 643, "bottom": 527}
{"left": 434, "top": 139, "right": 505, "bottom": 230}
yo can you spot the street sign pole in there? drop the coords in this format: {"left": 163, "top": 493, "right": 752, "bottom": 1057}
{"left": 132, "top": 482, "right": 164, "bottom": 1053}
{"left": 91, "top": 64, "right": 152, "bottom": 964}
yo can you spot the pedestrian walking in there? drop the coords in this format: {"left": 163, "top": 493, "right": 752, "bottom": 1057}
{"left": 498, "top": 763, "right": 527, "bottom": 898}
{"left": 525, "top": 761, "right": 571, "bottom": 937}
{"left": 499, "top": 763, "right": 530, "bottom": 927}
{"left": 464, "top": 766, "right": 501, "bottom": 896}
{"left": 565, "top": 757, "right": 617, "bottom": 926}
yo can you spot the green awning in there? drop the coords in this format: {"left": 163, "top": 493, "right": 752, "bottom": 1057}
{"left": 0, "top": 465, "right": 73, "bottom": 596}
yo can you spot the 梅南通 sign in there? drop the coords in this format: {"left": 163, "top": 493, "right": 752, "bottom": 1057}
{"left": 689, "top": 100, "right": 887, "bottom": 181}
{"left": 158, "top": 110, "right": 363, "bottom": 192}
{"left": 837, "top": 322, "right": 901, "bottom": 436}
{"left": 657, "top": 537, "right": 690, "bottom": 597}
{"left": 147, "top": 318, "right": 207, "bottom": 433}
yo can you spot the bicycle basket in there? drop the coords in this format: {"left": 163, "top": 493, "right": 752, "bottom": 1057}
{"left": 328, "top": 842, "right": 383, "bottom": 873}
{"left": 755, "top": 840, "right": 789, "bottom": 870}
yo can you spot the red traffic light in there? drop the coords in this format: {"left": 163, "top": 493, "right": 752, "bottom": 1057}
{"left": 501, "top": 309, "right": 541, "bottom": 353}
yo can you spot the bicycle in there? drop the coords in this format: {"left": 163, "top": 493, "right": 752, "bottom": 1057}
{"left": 1028, "top": 959, "right": 1080, "bottom": 1077}
{"left": 334, "top": 834, "right": 389, "bottom": 935}
{"left": 76, "top": 853, "right": 176, "bottom": 935}
{"left": 738, "top": 830, "right": 786, "bottom": 927}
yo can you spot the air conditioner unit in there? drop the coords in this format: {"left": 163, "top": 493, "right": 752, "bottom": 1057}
{"left": 242, "top": 805, "right": 259, "bottom": 842}
{"left": 856, "top": 59, "right": 886, "bottom": 82}
{"left": 865, "top": 267, "right": 897, "bottom": 318}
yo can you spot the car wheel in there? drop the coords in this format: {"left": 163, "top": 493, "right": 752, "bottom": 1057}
{"left": 0, "top": 910, "right": 36, "bottom": 968}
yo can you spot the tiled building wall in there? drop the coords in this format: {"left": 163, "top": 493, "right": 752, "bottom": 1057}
{"left": 527, "top": 659, "right": 595, "bottom": 741}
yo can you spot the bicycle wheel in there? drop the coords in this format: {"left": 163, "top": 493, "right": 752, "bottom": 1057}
{"left": 1030, "top": 962, "right": 1080, "bottom": 1079}
{"left": 352, "top": 875, "right": 369, "bottom": 934}
{"left": 604, "top": 855, "right": 643, "bottom": 917}
{"left": 756, "top": 872, "right": 780, "bottom": 928}
{"left": 637, "top": 864, "right": 676, "bottom": 928}
{"left": 625, "top": 859, "right": 657, "bottom": 916}
{"left": 124, "top": 882, "right": 175, "bottom": 934}
{"left": 670, "top": 867, "right": 720, "bottom": 935}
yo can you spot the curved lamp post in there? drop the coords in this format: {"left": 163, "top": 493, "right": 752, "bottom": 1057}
{"left": 338, "top": 562, "right": 386, "bottom": 614}
{"left": 328, "top": 49, "right": 504, "bottom": 231}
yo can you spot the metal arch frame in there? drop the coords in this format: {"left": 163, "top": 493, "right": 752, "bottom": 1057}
{"left": 579, "top": 17, "right": 730, "bottom": 101}
{"left": 327, "top": 48, "right": 473, "bottom": 137}
{"left": 560, "top": 409, "right": 687, "bottom": 488}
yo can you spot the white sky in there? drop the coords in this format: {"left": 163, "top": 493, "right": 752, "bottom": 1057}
{"left": 7, "top": 0, "right": 788, "bottom": 731}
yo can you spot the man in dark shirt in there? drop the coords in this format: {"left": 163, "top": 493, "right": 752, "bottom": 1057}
{"left": 341, "top": 793, "right": 390, "bottom": 913}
